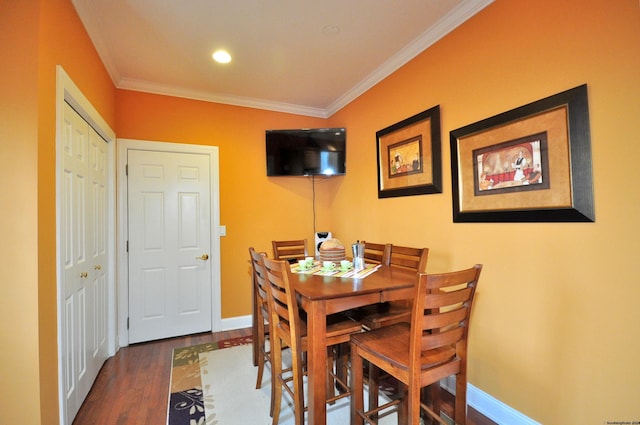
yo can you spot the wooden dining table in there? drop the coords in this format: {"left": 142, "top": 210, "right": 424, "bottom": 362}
{"left": 290, "top": 264, "right": 416, "bottom": 425}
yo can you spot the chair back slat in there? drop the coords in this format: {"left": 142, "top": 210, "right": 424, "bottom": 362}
{"left": 362, "top": 241, "right": 391, "bottom": 265}
{"left": 271, "top": 295, "right": 290, "bottom": 323}
{"left": 409, "top": 265, "right": 482, "bottom": 370}
{"left": 423, "top": 287, "right": 473, "bottom": 309}
{"left": 420, "top": 306, "right": 467, "bottom": 330}
{"left": 426, "top": 266, "right": 480, "bottom": 290}
{"left": 272, "top": 239, "right": 308, "bottom": 262}
{"left": 388, "top": 245, "right": 428, "bottom": 273}
{"left": 421, "top": 326, "right": 465, "bottom": 351}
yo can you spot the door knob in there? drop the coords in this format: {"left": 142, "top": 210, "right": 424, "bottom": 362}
{"left": 80, "top": 272, "right": 88, "bottom": 278}
{"left": 94, "top": 264, "right": 102, "bottom": 270}
{"left": 196, "top": 254, "right": 209, "bottom": 261}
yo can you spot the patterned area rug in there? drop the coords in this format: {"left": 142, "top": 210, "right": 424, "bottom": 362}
{"left": 167, "top": 336, "right": 253, "bottom": 425}
{"left": 188, "top": 344, "right": 398, "bottom": 424}
{"left": 168, "top": 336, "right": 400, "bottom": 424}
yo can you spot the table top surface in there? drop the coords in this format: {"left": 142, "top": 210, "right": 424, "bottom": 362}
{"left": 290, "top": 264, "right": 416, "bottom": 301}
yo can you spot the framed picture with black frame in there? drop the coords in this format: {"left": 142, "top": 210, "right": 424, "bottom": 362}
{"left": 377, "top": 105, "right": 442, "bottom": 198}
{"left": 450, "top": 84, "right": 594, "bottom": 222}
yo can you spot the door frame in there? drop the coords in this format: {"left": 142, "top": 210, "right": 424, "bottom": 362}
{"left": 55, "top": 66, "right": 117, "bottom": 425}
{"left": 116, "top": 138, "right": 222, "bottom": 347}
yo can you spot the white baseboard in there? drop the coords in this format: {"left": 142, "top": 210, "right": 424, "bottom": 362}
{"left": 223, "top": 316, "right": 540, "bottom": 425}
{"left": 441, "top": 377, "right": 540, "bottom": 425}
{"left": 220, "top": 314, "right": 252, "bottom": 332}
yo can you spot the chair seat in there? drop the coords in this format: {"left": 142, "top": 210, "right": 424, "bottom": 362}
{"left": 351, "top": 323, "right": 458, "bottom": 382}
{"left": 326, "top": 316, "right": 363, "bottom": 339}
{"left": 298, "top": 315, "right": 362, "bottom": 347}
{"left": 355, "top": 302, "right": 412, "bottom": 330}
{"left": 274, "top": 315, "right": 361, "bottom": 346}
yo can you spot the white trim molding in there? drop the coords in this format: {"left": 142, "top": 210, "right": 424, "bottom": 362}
{"left": 221, "top": 315, "right": 252, "bottom": 332}
{"left": 441, "top": 376, "right": 541, "bottom": 425}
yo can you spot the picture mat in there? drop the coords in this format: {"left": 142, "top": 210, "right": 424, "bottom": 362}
{"left": 456, "top": 106, "right": 572, "bottom": 212}
{"left": 379, "top": 118, "right": 433, "bottom": 191}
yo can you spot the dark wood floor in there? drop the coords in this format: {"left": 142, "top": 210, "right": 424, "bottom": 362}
{"left": 72, "top": 328, "right": 251, "bottom": 425}
{"left": 73, "top": 327, "right": 496, "bottom": 425}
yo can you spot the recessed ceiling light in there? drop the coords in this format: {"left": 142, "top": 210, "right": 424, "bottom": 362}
{"left": 212, "top": 50, "right": 232, "bottom": 64}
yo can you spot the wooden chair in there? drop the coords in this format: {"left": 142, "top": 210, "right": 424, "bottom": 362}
{"left": 272, "top": 239, "right": 309, "bottom": 263}
{"left": 353, "top": 244, "right": 428, "bottom": 415}
{"left": 350, "top": 264, "right": 483, "bottom": 425}
{"left": 342, "top": 242, "right": 390, "bottom": 326}
{"left": 262, "top": 256, "right": 362, "bottom": 425}
{"left": 336, "top": 241, "right": 392, "bottom": 396}
{"left": 249, "top": 247, "right": 274, "bottom": 411}
{"left": 359, "top": 245, "right": 429, "bottom": 330}
{"left": 362, "top": 241, "right": 391, "bottom": 265}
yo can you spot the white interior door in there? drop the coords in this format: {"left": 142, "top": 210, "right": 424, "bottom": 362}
{"left": 61, "top": 102, "right": 109, "bottom": 421}
{"left": 127, "top": 149, "right": 213, "bottom": 343}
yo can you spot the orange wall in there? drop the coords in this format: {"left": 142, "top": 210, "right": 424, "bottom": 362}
{"left": 1, "top": 2, "right": 42, "bottom": 425}
{"left": 116, "top": 91, "right": 328, "bottom": 317}
{"left": 327, "top": 0, "right": 640, "bottom": 423}
{"left": 0, "top": 0, "right": 117, "bottom": 423}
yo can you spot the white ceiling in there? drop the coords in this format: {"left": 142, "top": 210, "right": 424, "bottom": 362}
{"left": 72, "top": 0, "right": 493, "bottom": 118}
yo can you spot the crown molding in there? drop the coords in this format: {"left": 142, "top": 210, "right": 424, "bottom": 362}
{"left": 76, "top": 0, "right": 493, "bottom": 119}
{"left": 325, "top": 0, "right": 494, "bottom": 117}
{"left": 117, "top": 77, "right": 328, "bottom": 118}
{"left": 71, "top": 0, "right": 122, "bottom": 85}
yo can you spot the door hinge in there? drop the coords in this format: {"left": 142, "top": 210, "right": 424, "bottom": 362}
{"left": 127, "top": 317, "right": 129, "bottom": 330}
{"left": 126, "top": 240, "right": 129, "bottom": 252}
{"left": 125, "top": 163, "right": 128, "bottom": 176}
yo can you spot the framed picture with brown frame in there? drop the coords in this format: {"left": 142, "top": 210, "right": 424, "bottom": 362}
{"left": 377, "top": 105, "right": 442, "bottom": 198}
{"left": 450, "top": 84, "right": 594, "bottom": 222}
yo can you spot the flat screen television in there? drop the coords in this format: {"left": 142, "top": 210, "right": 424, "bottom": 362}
{"left": 266, "top": 128, "right": 346, "bottom": 176}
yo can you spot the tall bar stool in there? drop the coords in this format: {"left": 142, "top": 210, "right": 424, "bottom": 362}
{"left": 354, "top": 244, "right": 429, "bottom": 411}
{"left": 359, "top": 244, "right": 429, "bottom": 330}
{"left": 262, "top": 256, "right": 362, "bottom": 425}
{"left": 350, "top": 265, "right": 483, "bottom": 425}
{"left": 249, "top": 247, "right": 275, "bottom": 415}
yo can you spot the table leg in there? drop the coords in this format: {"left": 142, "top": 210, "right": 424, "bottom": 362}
{"left": 307, "top": 301, "right": 327, "bottom": 425}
